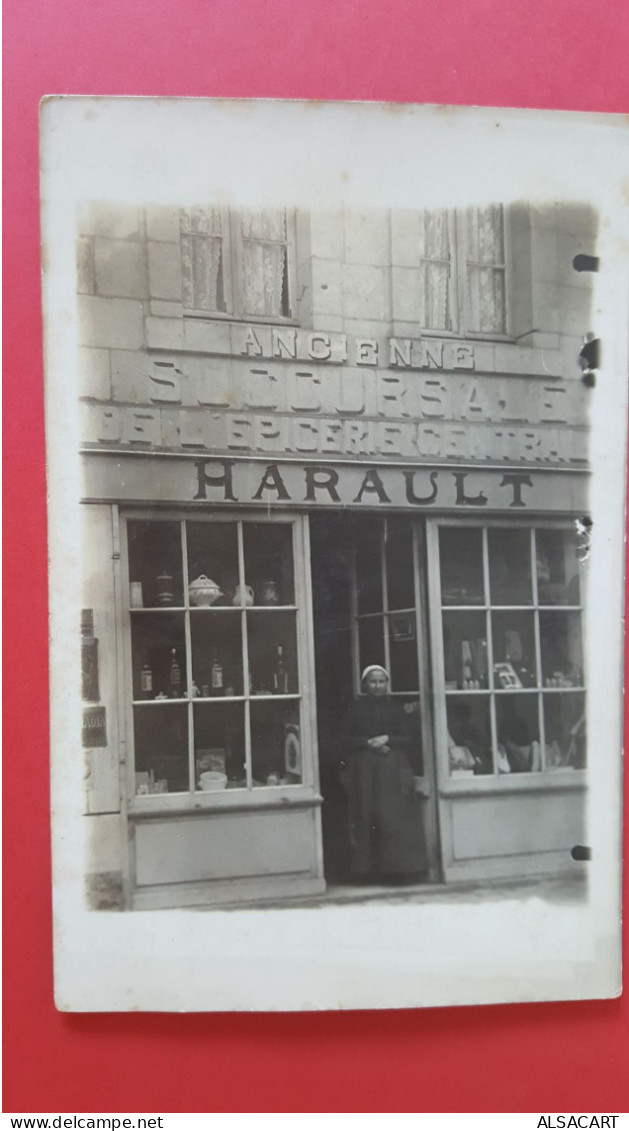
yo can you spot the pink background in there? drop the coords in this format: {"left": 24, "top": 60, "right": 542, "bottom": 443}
{"left": 3, "top": 0, "right": 629, "bottom": 1112}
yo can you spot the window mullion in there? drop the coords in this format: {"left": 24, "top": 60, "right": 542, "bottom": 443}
{"left": 228, "top": 207, "right": 241, "bottom": 318}
{"left": 453, "top": 208, "right": 466, "bottom": 337}
{"left": 531, "top": 527, "right": 547, "bottom": 772}
{"left": 238, "top": 520, "right": 252, "bottom": 789}
{"left": 350, "top": 543, "right": 361, "bottom": 696}
{"left": 482, "top": 527, "right": 498, "bottom": 776}
{"left": 181, "top": 519, "right": 195, "bottom": 794}
{"left": 381, "top": 521, "right": 391, "bottom": 682}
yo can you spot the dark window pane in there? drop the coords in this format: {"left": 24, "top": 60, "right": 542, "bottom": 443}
{"left": 355, "top": 517, "right": 384, "bottom": 614}
{"left": 248, "top": 610, "right": 298, "bottom": 696}
{"left": 442, "top": 611, "right": 488, "bottom": 690}
{"left": 495, "top": 693, "right": 541, "bottom": 774}
{"left": 536, "top": 529, "right": 581, "bottom": 605}
{"left": 194, "top": 702, "right": 246, "bottom": 789}
{"left": 128, "top": 521, "right": 183, "bottom": 608}
{"left": 540, "top": 611, "right": 584, "bottom": 687}
{"left": 543, "top": 692, "right": 586, "bottom": 769}
{"left": 491, "top": 610, "right": 537, "bottom": 688}
{"left": 130, "top": 612, "right": 186, "bottom": 700}
{"left": 243, "top": 523, "right": 295, "bottom": 606}
{"left": 358, "top": 616, "right": 385, "bottom": 676}
{"left": 388, "top": 618, "right": 419, "bottom": 692}
{"left": 186, "top": 522, "right": 238, "bottom": 607}
{"left": 251, "top": 700, "right": 302, "bottom": 787}
{"left": 488, "top": 528, "right": 532, "bottom": 605}
{"left": 446, "top": 695, "right": 493, "bottom": 776}
{"left": 385, "top": 519, "right": 415, "bottom": 610}
{"left": 439, "top": 528, "right": 484, "bottom": 605}
{"left": 190, "top": 610, "right": 243, "bottom": 697}
{"left": 133, "top": 703, "right": 188, "bottom": 794}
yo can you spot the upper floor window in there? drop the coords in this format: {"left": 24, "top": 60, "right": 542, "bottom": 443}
{"left": 418, "top": 205, "right": 507, "bottom": 336}
{"left": 180, "top": 206, "right": 295, "bottom": 321}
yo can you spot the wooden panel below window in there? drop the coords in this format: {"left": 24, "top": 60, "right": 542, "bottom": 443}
{"left": 450, "top": 789, "right": 586, "bottom": 861}
{"left": 134, "top": 806, "right": 318, "bottom": 886}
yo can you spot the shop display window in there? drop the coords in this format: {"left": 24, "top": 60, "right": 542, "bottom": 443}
{"left": 438, "top": 524, "right": 586, "bottom": 777}
{"left": 126, "top": 516, "right": 304, "bottom": 798}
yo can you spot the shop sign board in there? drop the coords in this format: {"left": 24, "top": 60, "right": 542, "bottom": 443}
{"left": 82, "top": 452, "right": 590, "bottom": 513}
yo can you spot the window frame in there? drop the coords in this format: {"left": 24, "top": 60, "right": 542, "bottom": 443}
{"left": 120, "top": 508, "right": 318, "bottom": 815}
{"left": 426, "top": 516, "right": 588, "bottom": 797}
{"left": 416, "top": 205, "right": 512, "bottom": 342}
{"left": 181, "top": 207, "right": 300, "bottom": 326}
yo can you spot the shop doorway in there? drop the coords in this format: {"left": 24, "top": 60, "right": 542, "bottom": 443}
{"left": 309, "top": 512, "right": 441, "bottom": 885}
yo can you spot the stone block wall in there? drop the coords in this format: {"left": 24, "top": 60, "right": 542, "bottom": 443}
{"left": 77, "top": 200, "right": 597, "bottom": 396}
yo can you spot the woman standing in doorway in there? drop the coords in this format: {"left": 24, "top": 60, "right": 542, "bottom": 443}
{"left": 341, "top": 664, "right": 426, "bottom": 884}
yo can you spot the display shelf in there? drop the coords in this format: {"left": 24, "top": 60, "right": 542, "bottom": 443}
{"left": 132, "top": 697, "right": 190, "bottom": 706}
{"left": 130, "top": 606, "right": 186, "bottom": 613}
{"left": 249, "top": 692, "right": 301, "bottom": 700}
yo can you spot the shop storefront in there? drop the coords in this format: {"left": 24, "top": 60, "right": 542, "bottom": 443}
{"left": 78, "top": 202, "right": 594, "bottom": 909}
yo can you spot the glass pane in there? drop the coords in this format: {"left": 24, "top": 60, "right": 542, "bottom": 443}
{"left": 242, "top": 523, "right": 295, "bottom": 606}
{"left": 128, "top": 521, "right": 183, "bottom": 608}
{"left": 540, "top": 612, "right": 584, "bottom": 688}
{"left": 248, "top": 610, "right": 298, "bottom": 696}
{"left": 194, "top": 702, "right": 246, "bottom": 790}
{"left": 442, "top": 611, "right": 488, "bottom": 690}
{"left": 385, "top": 519, "right": 415, "bottom": 610}
{"left": 543, "top": 692, "right": 587, "bottom": 770}
{"left": 446, "top": 695, "right": 493, "bottom": 776}
{"left": 488, "top": 528, "right": 532, "bottom": 605}
{"left": 491, "top": 610, "right": 537, "bottom": 688}
{"left": 388, "top": 615, "right": 419, "bottom": 692}
{"left": 186, "top": 521, "right": 238, "bottom": 607}
{"left": 536, "top": 529, "right": 581, "bottom": 605}
{"left": 355, "top": 516, "right": 384, "bottom": 614}
{"left": 495, "top": 694, "right": 541, "bottom": 774}
{"left": 191, "top": 610, "right": 243, "bottom": 698}
{"left": 251, "top": 700, "right": 302, "bottom": 787}
{"left": 439, "top": 528, "right": 484, "bottom": 606}
{"left": 358, "top": 616, "right": 385, "bottom": 676}
{"left": 130, "top": 612, "right": 187, "bottom": 700}
{"left": 133, "top": 703, "right": 188, "bottom": 794}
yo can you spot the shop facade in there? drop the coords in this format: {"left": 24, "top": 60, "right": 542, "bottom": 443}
{"left": 78, "top": 202, "right": 595, "bottom": 910}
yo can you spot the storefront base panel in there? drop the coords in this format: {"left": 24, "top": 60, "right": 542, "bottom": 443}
{"left": 131, "top": 805, "right": 322, "bottom": 888}
{"left": 443, "top": 851, "right": 587, "bottom": 885}
{"left": 131, "top": 873, "right": 326, "bottom": 911}
{"left": 441, "top": 787, "right": 587, "bottom": 883}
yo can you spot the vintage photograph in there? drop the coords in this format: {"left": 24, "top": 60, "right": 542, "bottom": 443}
{"left": 42, "top": 99, "right": 627, "bottom": 1010}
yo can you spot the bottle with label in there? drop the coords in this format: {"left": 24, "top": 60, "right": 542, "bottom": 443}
{"left": 211, "top": 650, "right": 224, "bottom": 695}
{"left": 273, "top": 646, "right": 288, "bottom": 694}
{"left": 141, "top": 656, "right": 153, "bottom": 698}
{"left": 169, "top": 648, "right": 181, "bottom": 698}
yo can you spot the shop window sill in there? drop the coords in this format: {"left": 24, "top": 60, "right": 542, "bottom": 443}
{"left": 128, "top": 786, "right": 322, "bottom": 818}
{"left": 440, "top": 770, "right": 586, "bottom": 798}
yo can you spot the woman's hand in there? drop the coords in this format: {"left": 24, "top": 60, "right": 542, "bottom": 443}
{"left": 368, "top": 734, "right": 390, "bottom": 749}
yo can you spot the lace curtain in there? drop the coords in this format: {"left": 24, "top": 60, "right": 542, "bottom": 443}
{"left": 180, "top": 207, "right": 224, "bottom": 311}
{"left": 465, "top": 205, "right": 506, "bottom": 334}
{"left": 418, "top": 210, "right": 452, "bottom": 331}
{"left": 241, "top": 209, "right": 287, "bottom": 318}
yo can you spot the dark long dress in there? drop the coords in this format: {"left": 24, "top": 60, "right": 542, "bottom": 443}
{"left": 342, "top": 697, "right": 426, "bottom": 879}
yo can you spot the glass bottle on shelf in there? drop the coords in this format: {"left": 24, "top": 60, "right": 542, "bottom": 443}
{"left": 141, "top": 656, "right": 153, "bottom": 699}
{"left": 273, "top": 646, "right": 288, "bottom": 694}
{"left": 211, "top": 649, "right": 224, "bottom": 695}
{"left": 169, "top": 648, "right": 181, "bottom": 698}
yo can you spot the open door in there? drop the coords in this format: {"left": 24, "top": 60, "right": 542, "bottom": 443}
{"left": 310, "top": 512, "right": 442, "bottom": 885}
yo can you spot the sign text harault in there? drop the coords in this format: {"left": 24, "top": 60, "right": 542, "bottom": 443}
{"left": 194, "top": 459, "right": 539, "bottom": 510}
